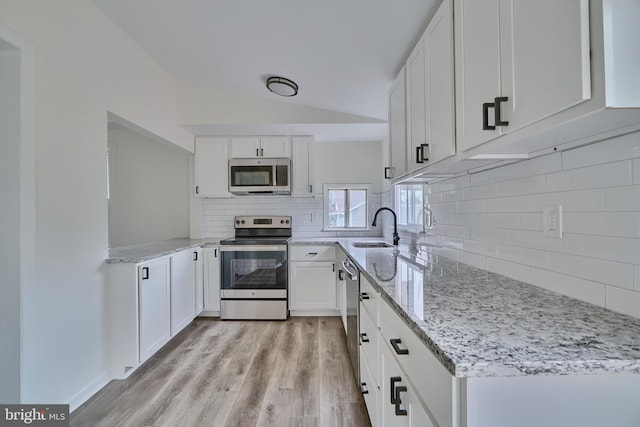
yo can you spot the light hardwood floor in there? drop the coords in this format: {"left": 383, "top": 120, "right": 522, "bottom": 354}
{"left": 71, "top": 317, "right": 371, "bottom": 427}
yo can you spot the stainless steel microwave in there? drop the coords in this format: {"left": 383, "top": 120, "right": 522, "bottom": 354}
{"left": 228, "top": 158, "right": 291, "bottom": 194}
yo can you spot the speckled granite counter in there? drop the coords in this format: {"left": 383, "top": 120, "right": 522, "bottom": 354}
{"left": 107, "top": 238, "right": 223, "bottom": 263}
{"left": 292, "top": 238, "right": 640, "bottom": 378}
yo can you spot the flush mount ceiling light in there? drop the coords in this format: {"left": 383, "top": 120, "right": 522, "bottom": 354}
{"left": 266, "top": 76, "right": 298, "bottom": 97}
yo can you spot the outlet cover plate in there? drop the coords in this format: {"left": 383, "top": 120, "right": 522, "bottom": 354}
{"left": 543, "top": 205, "right": 562, "bottom": 238}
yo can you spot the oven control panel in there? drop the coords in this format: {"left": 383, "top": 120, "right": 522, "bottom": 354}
{"left": 234, "top": 215, "right": 292, "bottom": 229}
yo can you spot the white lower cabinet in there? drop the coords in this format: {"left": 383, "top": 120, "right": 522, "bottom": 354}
{"left": 202, "top": 246, "right": 220, "bottom": 315}
{"left": 138, "top": 257, "right": 171, "bottom": 363}
{"left": 170, "top": 249, "right": 197, "bottom": 336}
{"left": 381, "top": 338, "right": 433, "bottom": 427}
{"left": 289, "top": 245, "right": 337, "bottom": 313}
{"left": 194, "top": 248, "right": 203, "bottom": 315}
{"left": 360, "top": 352, "right": 380, "bottom": 427}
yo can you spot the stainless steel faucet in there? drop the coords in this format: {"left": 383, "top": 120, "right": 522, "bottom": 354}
{"left": 372, "top": 207, "right": 399, "bottom": 246}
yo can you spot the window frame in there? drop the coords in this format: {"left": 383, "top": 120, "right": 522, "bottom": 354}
{"left": 322, "top": 183, "right": 372, "bottom": 231}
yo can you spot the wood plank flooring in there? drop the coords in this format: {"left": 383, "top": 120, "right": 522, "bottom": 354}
{"left": 70, "top": 317, "right": 371, "bottom": 427}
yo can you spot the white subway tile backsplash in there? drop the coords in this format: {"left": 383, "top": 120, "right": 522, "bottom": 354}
{"left": 450, "top": 213, "right": 479, "bottom": 226}
{"left": 562, "top": 233, "right": 640, "bottom": 264}
{"left": 496, "top": 244, "right": 548, "bottom": 269}
{"left": 562, "top": 212, "right": 583, "bottom": 234}
{"left": 505, "top": 152, "right": 562, "bottom": 178}
{"left": 506, "top": 229, "right": 563, "bottom": 252}
{"left": 441, "top": 236, "right": 464, "bottom": 250}
{"left": 469, "top": 166, "right": 507, "bottom": 185}
{"left": 605, "top": 186, "right": 640, "bottom": 211}
{"left": 487, "top": 258, "right": 532, "bottom": 284}
{"left": 487, "top": 189, "right": 605, "bottom": 213}
{"left": 562, "top": 132, "right": 640, "bottom": 170}
{"left": 547, "top": 253, "right": 634, "bottom": 290}
{"left": 463, "top": 239, "right": 496, "bottom": 257}
{"left": 446, "top": 224, "right": 470, "bottom": 239}
{"left": 458, "top": 251, "right": 487, "bottom": 269}
{"left": 463, "top": 183, "right": 497, "bottom": 200}
{"left": 478, "top": 213, "right": 542, "bottom": 230}
{"left": 495, "top": 175, "right": 546, "bottom": 197}
{"left": 581, "top": 212, "right": 640, "bottom": 238}
{"left": 606, "top": 286, "right": 640, "bottom": 318}
{"left": 458, "top": 199, "right": 488, "bottom": 213}
{"left": 441, "top": 188, "right": 464, "bottom": 202}
{"left": 470, "top": 226, "right": 509, "bottom": 244}
{"left": 546, "top": 161, "right": 632, "bottom": 192}
{"left": 531, "top": 268, "right": 606, "bottom": 306}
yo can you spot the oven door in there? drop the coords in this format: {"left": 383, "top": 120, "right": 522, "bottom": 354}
{"left": 220, "top": 245, "right": 287, "bottom": 298}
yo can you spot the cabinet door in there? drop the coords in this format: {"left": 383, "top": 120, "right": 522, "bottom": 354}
{"left": 454, "top": 0, "right": 502, "bottom": 151}
{"left": 405, "top": 36, "right": 427, "bottom": 172}
{"left": 291, "top": 136, "right": 314, "bottom": 196}
{"left": 424, "top": 0, "right": 456, "bottom": 164}
{"left": 194, "top": 137, "right": 231, "bottom": 198}
{"left": 389, "top": 68, "right": 407, "bottom": 179}
{"left": 194, "top": 248, "right": 203, "bottom": 315}
{"left": 260, "top": 136, "right": 291, "bottom": 158}
{"left": 138, "top": 258, "right": 170, "bottom": 362}
{"left": 170, "top": 250, "right": 196, "bottom": 336}
{"left": 381, "top": 340, "right": 435, "bottom": 427}
{"left": 230, "top": 136, "right": 260, "bottom": 158}
{"left": 203, "top": 247, "right": 220, "bottom": 313}
{"left": 501, "top": 0, "right": 591, "bottom": 132}
{"left": 289, "top": 261, "right": 337, "bottom": 310}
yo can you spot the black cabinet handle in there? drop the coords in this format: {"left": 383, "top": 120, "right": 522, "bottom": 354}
{"left": 195, "top": 186, "right": 199, "bottom": 194}
{"left": 260, "top": 148, "right": 264, "bottom": 157}
{"left": 384, "top": 167, "right": 391, "bottom": 179}
{"left": 308, "top": 252, "right": 318, "bottom": 255}
{"left": 359, "top": 292, "right": 370, "bottom": 301}
{"left": 361, "top": 382, "right": 369, "bottom": 395}
{"left": 359, "top": 333, "right": 370, "bottom": 343}
{"left": 390, "top": 338, "right": 409, "bottom": 355}
{"left": 193, "top": 251, "right": 198, "bottom": 261}
{"left": 482, "top": 102, "right": 496, "bottom": 130}
{"left": 256, "top": 148, "right": 260, "bottom": 157}
{"left": 394, "top": 385, "right": 408, "bottom": 416}
{"left": 495, "top": 96, "right": 509, "bottom": 127}
{"left": 338, "top": 270, "right": 344, "bottom": 280}
{"left": 214, "top": 248, "right": 218, "bottom": 257}
{"left": 332, "top": 263, "right": 335, "bottom": 272}
{"left": 390, "top": 376, "right": 401, "bottom": 405}
{"left": 415, "top": 146, "right": 424, "bottom": 164}
{"left": 141, "top": 267, "right": 149, "bottom": 280}
{"left": 420, "top": 143, "right": 429, "bottom": 163}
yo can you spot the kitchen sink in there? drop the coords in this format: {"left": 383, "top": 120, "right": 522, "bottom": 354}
{"left": 351, "top": 242, "right": 394, "bottom": 248}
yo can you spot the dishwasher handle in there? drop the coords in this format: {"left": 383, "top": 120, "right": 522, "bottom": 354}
{"left": 341, "top": 260, "right": 358, "bottom": 281}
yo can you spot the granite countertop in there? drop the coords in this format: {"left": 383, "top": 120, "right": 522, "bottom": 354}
{"left": 107, "top": 238, "right": 223, "bottom": 263}
{"left": 338, "top": 241, "right": 640, "bottom": 378}
{"left": 292, "top": 238, "right": 640, "bottom": 378}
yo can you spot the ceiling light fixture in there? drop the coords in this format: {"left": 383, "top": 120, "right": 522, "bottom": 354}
{"left": 266, "top": 76, "right": 298, "bottom": 97}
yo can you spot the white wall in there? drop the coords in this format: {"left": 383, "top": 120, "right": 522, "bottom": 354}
{"left": 108, "top": 126, "right": 190, "bottom": 247}
{"left": 424, "top": 132, "right": 640, "bottom": 319}
{"left": 0, "top": 43, "right": 21, "bottom": 403}
{"left": 0, "top": 0, "right": 192, "bottom": 409}
{"left": 314, "top": 140, "right": 384, "bottom": 193}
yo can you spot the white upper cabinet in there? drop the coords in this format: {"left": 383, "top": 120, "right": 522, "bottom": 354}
{"left": 404, "top": 0, "right": 455, "bottom": 174}
{"left": 388, "top": 67, "right": 407, "bottom": 180}
{"left": 455, "top": 0, "right": 592, "bottom": 153}
{"left": 291, "top": 136, "right": 315, "bottom": 197}
{"left": 230, "top": 136, "right": 292, "bottom": 158}
{"left": 194, "top": 136, "right": 231, "bottom": 198}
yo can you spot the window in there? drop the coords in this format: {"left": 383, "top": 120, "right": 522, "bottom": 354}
{"left": 395, "top": 184, "right": 424, "bottom": 229}
{"left": 323, "top": 184, "right": 371, "bottom": 230}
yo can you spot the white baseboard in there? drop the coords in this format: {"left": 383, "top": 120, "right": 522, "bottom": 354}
{"left": 68, "top": 371, "right": 110, "bottom": 413}
{"left": 198, "top": 310, "right": 220, "bottom": 317}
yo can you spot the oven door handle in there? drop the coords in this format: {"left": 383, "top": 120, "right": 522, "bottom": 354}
{"left": 220, "top": 245, "right": 288, "bottom": 252}
{"left": 341, "top": 260, "right": 358, "bottom": 281}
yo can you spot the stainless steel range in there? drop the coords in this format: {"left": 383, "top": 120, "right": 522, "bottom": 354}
{"left": 219, "top": 215, "right": 291, "bottom": 320}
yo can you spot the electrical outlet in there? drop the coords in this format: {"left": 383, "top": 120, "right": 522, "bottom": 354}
{"left": 543, "top": 205, "right": 562, "bottom": 238}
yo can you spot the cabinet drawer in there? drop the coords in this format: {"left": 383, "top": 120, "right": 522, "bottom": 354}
{"left": 359, "top": 305, "right": 379, "bottom": 387}
{"left": 359, "top": 274, "right": 379, "bottom": 324}
{"left": 360, "top": 352, "right": 380, "bottom": 427}
{"left": 379, "top": 299, "right": 454, "bottom": 427}
{"left": 289, "top": 245, "right": 336, "bottom": 261}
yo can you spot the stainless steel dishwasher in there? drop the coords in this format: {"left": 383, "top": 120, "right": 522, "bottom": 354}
{"left": 342, "top": 257, "right": 360, "bottom": 382}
